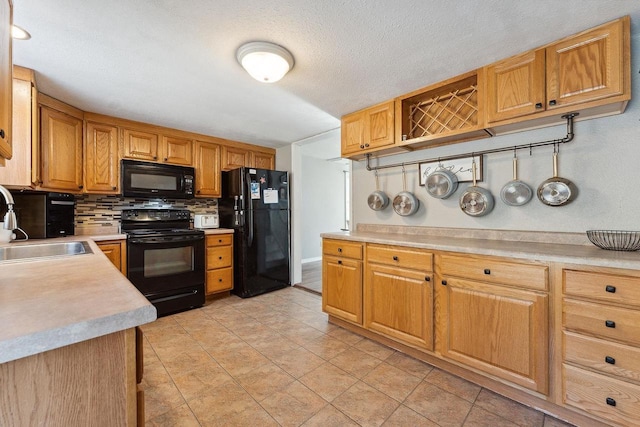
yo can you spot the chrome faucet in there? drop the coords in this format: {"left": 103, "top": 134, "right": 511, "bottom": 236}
{"left": 0, "top": 185, "right": 17, "bottom": 230}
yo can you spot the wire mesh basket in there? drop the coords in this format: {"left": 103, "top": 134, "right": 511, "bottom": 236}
{"left": 586, "top": 230, "right": 640, "bottom": 251}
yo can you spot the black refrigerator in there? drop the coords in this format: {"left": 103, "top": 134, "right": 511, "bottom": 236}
{"left": 219, "top": 167, "right": 290, "bottom": 298}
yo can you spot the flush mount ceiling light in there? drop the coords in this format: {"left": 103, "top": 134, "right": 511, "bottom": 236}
{"left": 236, "top": 41, "right": 294, "bottom": 83}
{"left": 11, "top": 25, "right": 31, "bottom": 40}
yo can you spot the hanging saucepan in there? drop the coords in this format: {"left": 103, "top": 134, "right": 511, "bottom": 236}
{"left": 368, "top": 170, "right": 389, "bottom": 211}
{"left": 460, "top": 158, "right": 494, "bottom": 217}
{"left": 500, "top": 151, "right": 533, "bottom": 206}
{"left": 426, "top": 161, "right": 458, "bottom": 199}
{"left": 393, "top": 165, "right": 420, "bottom": 216}
{"left": 537, "top": 146, "right": 577, "bottom": 206}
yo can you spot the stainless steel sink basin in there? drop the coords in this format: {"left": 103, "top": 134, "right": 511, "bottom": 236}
{"left": 0, "top": 241, "right": 93, "bottom": 262}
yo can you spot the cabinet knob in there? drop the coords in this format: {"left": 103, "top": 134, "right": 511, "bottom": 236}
{"left": 218, "top": 256, "right": 223, "bottom": 260}
{"left": 197, "top": 190, "right": 201, "bottom": 194}
{"left": 605, "top": 285, "right": 616, "bottom": 293}
{"left": 164, "top": 158, "right": 168, "bottom": 161}
{"left": 365, "top": 143, "right": 370, "bottom": 148}
{"left": 153, "top": 156, "right": 157, "bottom": 160}
{"left": 0, "top": 129, "right": 5, "bottom": 139}
{"left": 441, "top": 280, "right": 447, "bottom": 286}
{"left": 605, "top": 356, "right": 616, "bottom": 365}
{"left": 338, "top": 260, "right": 343, "bottom": 265}
{"left": 393, "top": 256, "right": 399, "bottom": 261}
{"left": 535, "top": 102, "right": 543, "bottom": 109}
{"left": 425, "top": 276, "right": 430, "bottom": 282}
{"left": 359, "top": 145, "right": 365, "bottom": 149}
{"left": 606, "top": 397, "right": 616, "bottom": 407}
{"left": 338, "top": 248, "right": 342, "bottom": 253}
{"left": 218, "top": 239, "right": 222, "bottom": 243}
{"left": 219, "top": 278, "right": 223, "bottom": 282}
{"left": 112, "top": 186, "right": 117, "bottom": 190}
{"left": 549, "top": 100, "right": 557, "bottom": 106}
{"left": 78, "top": 185, "right": 84, "bottom": 189}
{"left": 484, "top": 269, "right": 491, "bottom": 275}
{"left": 605, "top": 320, "right": 616, "bottom": 328}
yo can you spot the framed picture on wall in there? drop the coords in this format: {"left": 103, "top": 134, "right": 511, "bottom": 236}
{"left": 419, "top": 155, "right": 483, "bottom": 185}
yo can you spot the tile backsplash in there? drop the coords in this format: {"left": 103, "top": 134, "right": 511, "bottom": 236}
{"left": 75, "top": 195, "right": 218, "bottom": 231}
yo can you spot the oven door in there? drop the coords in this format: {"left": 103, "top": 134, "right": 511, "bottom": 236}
{"left": 127, "top": 234, "right": 205, "bottom": 297}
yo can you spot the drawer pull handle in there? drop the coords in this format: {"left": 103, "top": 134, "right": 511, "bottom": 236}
{"left": 605, "top": 356, "right": 616, "bottom": 365}
{"left": 219, "top": 239, "right": 223, "bottom": 243}
{"left": 441, "top": 280, "right": 447, "bottom": 286}
{"left": 425, "top": 276, "right": 430, "bottom": 282}
{"left": 338, "top": 248, "right": 342, "bottom": 253}
{"left": 605, "top": 320, "right": 616, "bottom": 328}
{"left": 606, "top": 397, "right": 616, "bottom": 407}
{"left": 605, "top": 285, "right": 616, "bottom": 293}
{"left": 393, "top": 256, "right": 399, "bottom": 261}
{"left": 219, "top": 256, "right": 223, "bottom": 260}
{"left": 484, "top": 269, "right": 490, "bottom": 275}
{"left": 338, "top": 260, "right": 343, "bottom": 265}
{"left": 219, "top": 278, "right": 223, "bottom": 282}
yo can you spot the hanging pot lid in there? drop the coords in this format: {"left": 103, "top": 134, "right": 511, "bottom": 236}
{"left": 500, "top": 152, "right": 533, "bottom": 206}
{"left": 393, "top": 165, "right": 420, "bottom": 216}
{"left": 460, "top": 158, "right": 494, "bottom": 217}
{"left": 368, "top": 170, "right": 389, "bottom": 211}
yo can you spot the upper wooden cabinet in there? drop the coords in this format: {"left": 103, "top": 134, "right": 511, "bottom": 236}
{"left": 84, "top": 122, "right": 119, "bottom": 194}
{"left": 39, "top": 97, "right": 83, "bottom": 193}
{"left": 486, "top": 16, "right": 629, "bottom": 125}
{"left": 221, "top": 145, "right": 250, "bottom": 171}
{"left": 0, "top": 0, "right": 12, "bottom": 161}
{"left": 162, "top": 135, "right": 193, "bottom": 166}
{"left": 122, "top": 128, "right": 158, "bottom": 162}
{"left": 251, "top": 151, "right": 275, "bottom": 170}
{"left": 342, "top": 100, "right": 395, "bottom": 157}
{"left": 194, "top": 140, "right": 221, "bottom": 198}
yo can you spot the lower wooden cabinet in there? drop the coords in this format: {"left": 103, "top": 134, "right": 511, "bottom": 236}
{"left": 322, "top": 239, "right": 364, "bottom": 325}
{"left": 365, "top": 244, "right": 433, "bottom": 350}
{"left": 97, "top": 239, "right": 127, "bottom": 274}
{"left": 205, "top": 234, "right": 233, "bottom": 295}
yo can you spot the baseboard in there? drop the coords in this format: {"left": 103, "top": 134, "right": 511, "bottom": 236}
{"left": 301, "top": 256, "right": 322, "bottom": 264}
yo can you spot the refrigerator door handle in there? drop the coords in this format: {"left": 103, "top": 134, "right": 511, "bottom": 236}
{"left": 246, "top": 171, "right": 254, "bottom": 247}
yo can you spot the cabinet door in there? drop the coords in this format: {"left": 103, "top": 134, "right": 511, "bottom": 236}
{"left": 195, "top": 141, "right": 221, "bottom": 197}
{"left": 341, "top": 111, "right": 364, "bottom": 155}
{"left": 486, "top": 49, "right": 546, "bottom": 123}
{"left": 162, "top": 135, "right": 193, "bottom": 166}
{"left": 251, "top": 152, "right": 275, "bottom": 170}
{"left": 0, "top": 0, "right": 11, "bottom": 160}
{"left": 84, "top": 122, "right": 119, "bottom": 193}
{"left": 98, "top": 241, "right": 123, "bottom": 272}
{"left": 438, "top": 277, "right": 548, "bottom": 394}
{"left": 221, "top": 145, "right": 250, "bottom": 170}
{"left": 546, "top": 18, "right": 625, "bottom": 109}
{"left": 40, "top": 106, "right": 83, "bottom": 192}
{"left": 322, "top": 256, "right": 362, "bottom": 324}
{"left": 122, "top": 128, "right": 159, "bottom": 162}
{"left": 365, "top": 263, "right": 433, "bottom": 350}
{"left": 365, "top": 100, "right": 395, "bottom": 149}
{"left": 206, "top": 267, "right": 233, "bottom": 294}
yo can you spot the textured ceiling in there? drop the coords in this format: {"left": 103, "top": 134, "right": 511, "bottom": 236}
{"left": 11, "top": 1, "right": 640, "bottom": 148}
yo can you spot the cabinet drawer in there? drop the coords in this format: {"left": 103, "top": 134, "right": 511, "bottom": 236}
{"left": 564, "top": 269, "right": 640, "bottom": 307}
{"left": 564, "top": 364, "right": 640, "bottom": 426}
{"left": 564, "top": 299, "right": 640, "bottom": 346}
{"left": 439, "top": 254, "right": 548, "bottom": 291}
{"left": 207, "top": 246, "right": 232, "bottom": 269}
{"left": 323, "top": 239, "right": 363, "bottom": 260}
{"left": 206, "top": 267, "right": 233, "bottom": 294}
{"left": 564, "top": 331, "right": 640, "bottom": 383}
{"left": 206, "top": 234, "right": 233, "bottom": 247}
{"left": 367, "top": 244, "right": 433, "bottom": 271}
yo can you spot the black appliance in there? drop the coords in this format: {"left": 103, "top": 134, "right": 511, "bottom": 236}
{"left": 8, "top": 191, "right": 75, "bottom": 238}
{"left": 122, "top": 209, "right": 205, "bottom": 317}
{"left": 121, "top": 159, "right": 195, "bottom": 199}
{"left": 219, "top": 167, "right": 290, "bottom": 298}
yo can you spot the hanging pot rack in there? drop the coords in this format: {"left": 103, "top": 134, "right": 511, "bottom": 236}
{"left": 365, "top": 113, "right": 578, "bottom": 172}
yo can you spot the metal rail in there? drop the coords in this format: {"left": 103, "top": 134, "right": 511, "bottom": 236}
{"left": 365, "top": 113, "right": 578, "bottom": 171}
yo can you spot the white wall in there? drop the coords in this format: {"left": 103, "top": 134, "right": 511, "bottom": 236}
{"left": 301, "top": 156, "right": 346, "bottom": 261}
{"left": 353, "top": 32, "right": 640, "bottom": 232}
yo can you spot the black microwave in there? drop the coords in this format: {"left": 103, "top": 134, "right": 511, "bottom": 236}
{"left": 121, "top": 159, "right": 195, "bottom": 199}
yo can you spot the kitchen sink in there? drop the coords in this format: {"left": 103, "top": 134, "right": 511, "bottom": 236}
{"left": 0, "top": 241, "right": 93, "bottom": 262}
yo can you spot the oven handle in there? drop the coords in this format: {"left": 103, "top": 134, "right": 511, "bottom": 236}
{"left": 128, "top": 235, "right": 204, "bottom": 245}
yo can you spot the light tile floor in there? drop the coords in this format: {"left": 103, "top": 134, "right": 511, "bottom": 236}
{"left": 141, "top": 287, "right": 574, "bottom": 427}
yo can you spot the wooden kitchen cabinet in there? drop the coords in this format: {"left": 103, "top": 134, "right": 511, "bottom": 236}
{"left": 162, "top": 135, "right": 193, "bottom": 165}
{"left": 84, "top": 122, "right": 119, "bottom": 194}
{"left": 122, "top": 127, "right": 159, "bottom": 162}
{"left": 221, "top": 145, "right": 251, "bottom": 170}
{"left": 39, "top": 96, "right": 84, "bottom": 193}
{"left": 322, "top": 239, "right": 363, "bottom": 325}
{"left": 562, "top": 266, "right": 640, "bottom": 425}
{"left": 251, "top": 151, "right": 275, "bottom": 170}
{"left": 341, "top": 99, "right": 395, "bottom": 157}
{"left": 0, "top": 0, "right": 12, "bottom": 162}
{"left": 0, "top": 328, "right": 140, "bottom": 426}
{"left": 97, "top": 239, "right": 127, "bottom": 274}
{"left": 437, "top": 253, "right": 549, "bottom": 394}
{"left": 486, "top": 16, "right": 629, "bottom": 124}
{"left": 205, "top": 233, "right": 233, "bottom": 294}
{"left": 365, "top": 244, "right": 434, "bottom": 350}
{"left": 195, "top": 140, "right": 221, "bottom": 197}
{"left": 0, "top": 66, "right": 39, "bottom": 188}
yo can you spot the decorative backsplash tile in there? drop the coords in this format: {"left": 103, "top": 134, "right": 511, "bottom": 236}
{"left": 75, "top": 195, "right": 218, "bottom": 230}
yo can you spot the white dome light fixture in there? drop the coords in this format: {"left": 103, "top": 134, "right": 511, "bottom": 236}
{"left": 236, "top": 41, "right": 294, "bottom": 83}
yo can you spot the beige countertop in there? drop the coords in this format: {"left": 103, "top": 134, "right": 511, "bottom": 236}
{"left": 0, "top": 237, "right": 156, "bottom": 364}
{"left": 322, "top": 230, "right": 640, "bottom": 270}
{"left": 202, "top": 228, "right": 235, "bottom": 235}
